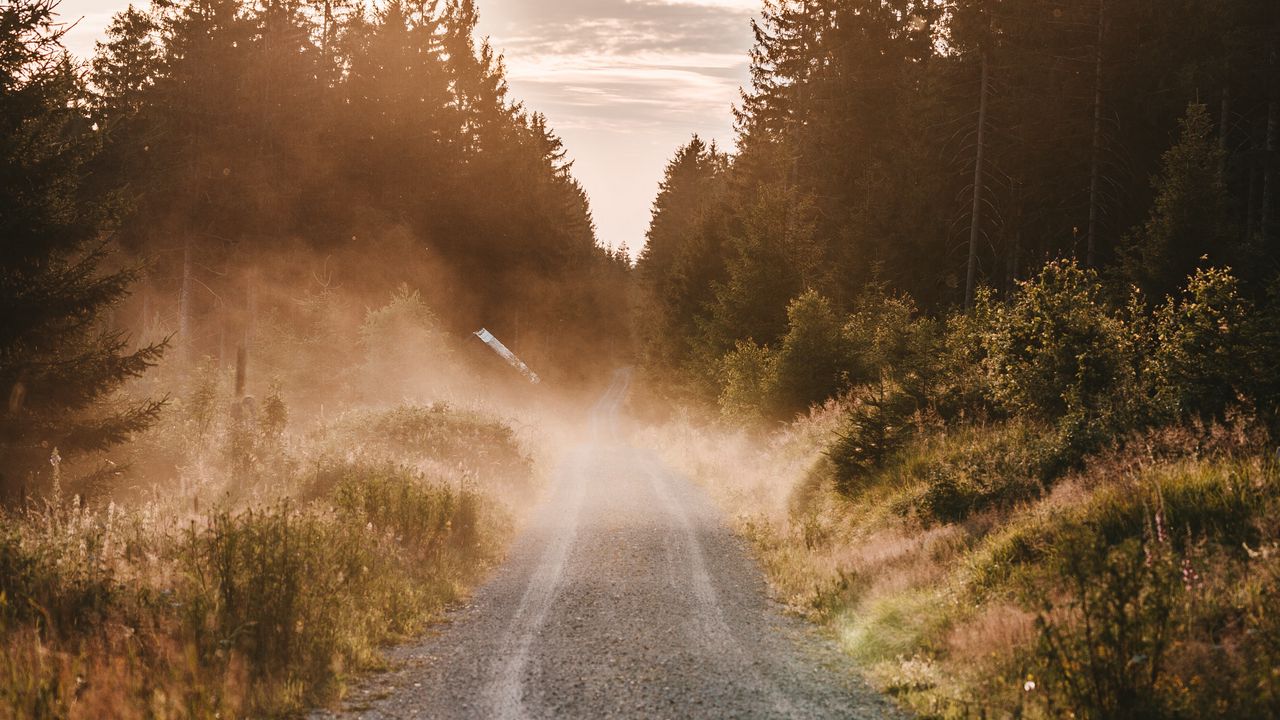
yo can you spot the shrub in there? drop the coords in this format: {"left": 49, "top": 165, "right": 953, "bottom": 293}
{"left": 1031, "top": 530, "right": 1183, "bottom": 720}
{"left": 985, "top": 259, "right": 1136, "bottom": 425}
{"left": 773, "top": 290, "right": 852, "bottom": 416}
{"left": 827, "top": 382, "right": 919, "bottom": 493}
{"left": 350, "top": 404, "right": 529, "bottom": 477}
{"left": 358, "top": 284, "right": 459, "bottom": 402}
{"left": 916, "top": 423, "right": 1054, "bottom": 523}
{"left": 932, "top": 287, "right": 999, "bottom": 422}
{"left": 1148, "top": 267, "right": 1256, "bottom": 421}
{"left": 842, "top": 292, "right": 933, "bottom": 386}
{"left": 718, "top": 339, "right": 779, "bottom": 424}
{"left": 0, "top": 505, "right": 116, "bottom": 634}
{"left": 826, "top": 293, "right": 942, "bottom": 492}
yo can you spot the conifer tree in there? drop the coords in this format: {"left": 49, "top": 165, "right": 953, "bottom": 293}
{"left": 0, "top": 0, "right": 165, "bottom": 496}
{"left": 1121, "top": 103, "right": 1236, "bottom": 300}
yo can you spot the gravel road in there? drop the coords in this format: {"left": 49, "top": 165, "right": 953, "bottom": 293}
{"left": 316, "top": 371, "right": 904, "bottom": 719}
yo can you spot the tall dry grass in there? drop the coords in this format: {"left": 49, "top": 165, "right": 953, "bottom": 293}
{"left": 1, "top": 388, "right": 536, "bottom": 718}
{"left": 643, "top": 403, "right": 1280, "bottom": 718}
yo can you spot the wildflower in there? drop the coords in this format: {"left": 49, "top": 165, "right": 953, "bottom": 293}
{"left": 1181, "top": 556, "right": 1200, "bottom": 592}
{"left": 1024, "top": 680, "right": 1036, "bottom": 692}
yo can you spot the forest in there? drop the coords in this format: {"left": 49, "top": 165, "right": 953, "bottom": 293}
{"left": 634, "top": 1, "right": 1280, "bottom": 718}
{"left": 2, "top": 0, "right": 624, "bottom": 714}
{"left": 637, "top": 0, "right": 1279, "bottom": 409}
{"left": 3, "top": 0, "right": 1280, "bottom": 716}
{"left": 3, "top": 0, "right": 631, "bottom": 500}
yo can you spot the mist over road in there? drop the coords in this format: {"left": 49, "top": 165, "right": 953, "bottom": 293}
{"left": 319, "top": 370, "right": 901, "bottom": 719}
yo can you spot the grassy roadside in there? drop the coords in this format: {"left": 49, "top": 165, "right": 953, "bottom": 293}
{"left": 645, "top": 404, "right": 1280, "bottom": 719}
{"left": 0, "top": 401, "right": 536, "bottom": 719}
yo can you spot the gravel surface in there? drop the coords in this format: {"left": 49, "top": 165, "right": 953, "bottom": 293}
{"left": 315, "top": 372, "right": 905, "bottom": 719}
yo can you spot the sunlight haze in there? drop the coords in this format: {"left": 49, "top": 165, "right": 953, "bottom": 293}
{"left": 54, "top": 0, "right": 756, "bottom": 257}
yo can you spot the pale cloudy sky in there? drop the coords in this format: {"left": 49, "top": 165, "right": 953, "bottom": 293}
{"left": 54, "top": 0, "right": 758, "bottom": 256}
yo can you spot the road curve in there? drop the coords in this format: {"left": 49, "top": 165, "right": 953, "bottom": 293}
{"left": 317, "top": 371, "right": 903, "bottom": 719}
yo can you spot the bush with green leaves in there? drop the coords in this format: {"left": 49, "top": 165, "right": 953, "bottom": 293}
{"left": 826, "top": 381, "right": 919, "bottom": 494}
{"left": 718, "top": 339, "right": 779, "bottom": 424}
{"left": 932, "top": 287, "right": 1000, "bottom": 422}
{"left": 345, "top": 403, "right": 529, "bottom": 477}
{"left": 985, "top": 259, "right": 1136, "bottom": 425}
{"left": 358, "top": 284, "right": 460, "bottom": 403}
{"left": 843, "top": 292, "right": 939, "bottom": 395}
{"left": 1031, "top": 530, "right": 1183, "bottom": 720}
{"left": 825, "top": 293, "right": 942, "bottom": 492}
{"left": 772, "top": 290, "right": 853, "bottom": 416}
{"left": 1148, "top": 267, "right": 1259, "bottom": 421}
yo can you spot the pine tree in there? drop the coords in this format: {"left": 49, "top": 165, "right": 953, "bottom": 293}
{"left": 636, "top": 137, "right": 728, "bottom": 375}
{"left": 0, "top": 0, "right": 165, "bottom": 497}
{"left": 1121, "top": 102, "right": 1236, "bottom": 300}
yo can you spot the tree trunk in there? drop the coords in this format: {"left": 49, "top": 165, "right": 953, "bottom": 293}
{"left": 1008, "top": 181, "right": 1023, "bottom": 290}
{"left": 1248, "top": 118, "right": 1263, "bottom": 237}
{"left": 1086, "top": 0, "right": 1105, "bottom": 268}
{"left": 1263, "top": 97, "right": 1277, "bottom": 245}
{"left": 965, "top": 51, "right": 989, "bottom": 311}
{"left": 1219, "top": 85, "right": 1230, "bottom": 172}
{"left": 178, "top": 239, "right": 192, "bottom": 365}
{"left": 1264, "top": 38, "right": 1278, "bottom": 247}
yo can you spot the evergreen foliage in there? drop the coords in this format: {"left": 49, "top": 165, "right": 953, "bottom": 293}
{"left": 0, "top": 0, "right": 165, "bottom": 496}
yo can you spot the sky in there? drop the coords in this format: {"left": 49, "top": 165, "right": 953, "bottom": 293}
{"left": 53, "top": 0, "right": 759, "bottom": 258}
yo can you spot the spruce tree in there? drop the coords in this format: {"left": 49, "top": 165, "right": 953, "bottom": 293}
{"left": 0, "top": 0, "right": 165, "bottom": 497}
{"left": 1121, "top": 102, "right": 1235, "bottom": 300}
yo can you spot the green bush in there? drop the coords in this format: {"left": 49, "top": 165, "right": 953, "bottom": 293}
{"left": 349, "top": 404, "right": 529, "bottom": 476}
{"left": 1032, "top": 531, "right": 1183, "bottom": 720}
{"left": 179, "top": 463, "right": 494, "bottom": 712}
{"left": 358, "top": 284, "right": 460, "bottom": 402}
{"left": 985, "top": 259, "right": 1136, "bottom": 425}
{"left": 773, "top": 290, "right": 852, "bottom": 416}
{"left": 0, "top": 512, "right": 115, "bottom": 634}
{"left": 718, "top": 339, "right": 779, "bottom": 424}
{"left": 827, "top": 382, "right": 919, "bottom": 493}
{"left": 932, "top": 287, "right": 1000, "bottom": 422}
{"left": 1149, "top": 267, "right": 1257, "bottom": 421}
{"left": 825, "top": 293, "right": 943, "bottom": 492}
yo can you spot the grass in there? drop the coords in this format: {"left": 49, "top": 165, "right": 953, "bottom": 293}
{"left": 0, "top": 393, "right": 532, "bottom": 719}
{"left": 646, "top": 403, "right": 1280, "bottom": 719}
{"left": 0, "top": 461, "right": 510, "bottom": 719}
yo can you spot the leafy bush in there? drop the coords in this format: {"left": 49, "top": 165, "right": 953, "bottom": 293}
{"left": 358, "top": 284, "right": 460, "bottom": 402}
{"left": 0, "top": 506, "right": 115, "bottom": 633}
{"left": 827, "top": 382, "right": 919, "bottom": 493}
{"left": 1148, "top": 267, "right": 1257, "bottom": 421}
{"left": 1032, "top": 532, "right": 1183, "bottom": 720}
{"left": 826, "top": 293, "right": 942, "bottom": 492}
{"left": 718, "top": 339, "right": 779, "bottom": 424}
{"left": 985, "top": 259, "right": 1136, "bottom": 425}
{"left": 773, "top": 290, "right": 852, "bottom": 416}
{"left": 349, "top": 403, "right": 529, "bottom": 477}
{"left": 843, "top": 292, "right": 937, "bottom": 392}
{"left": 932, "top": 287, "right": 1000, "bottom": 422}
{"left": 0, "top": 449, "right": 514, "bottom": 718}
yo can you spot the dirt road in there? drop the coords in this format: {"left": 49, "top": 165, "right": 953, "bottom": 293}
{"left": 318, "top": 371, "right": 902, "bottom": 718}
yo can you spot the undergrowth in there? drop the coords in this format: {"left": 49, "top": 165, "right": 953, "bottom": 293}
{"left": 0, "top": 374, "right": 532, "bottom": 719}
{"left": 646, "top": 406, "right": 1280, "bottom": 719}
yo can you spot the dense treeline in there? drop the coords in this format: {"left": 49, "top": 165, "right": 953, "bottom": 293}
{"left": 637, "top": 0, "right": 1280, "bottom": 409}
{"left": 85, "top": 0, "right": 629, "bottom": 372}
{"left": 637, "top": 3, "right": 1280, "bottom": 716}
{"left": 1, "top": 0, "right": 630, "bottom": 494}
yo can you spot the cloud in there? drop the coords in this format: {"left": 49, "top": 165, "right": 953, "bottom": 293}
{"left": 473, "top": 0, "right": 756, "bottom": 252}
{"left": 478, "top": 0, "right": 753, "bottom": 136}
